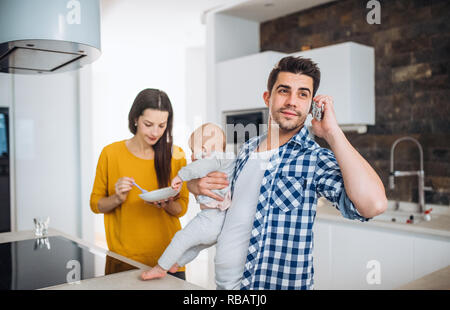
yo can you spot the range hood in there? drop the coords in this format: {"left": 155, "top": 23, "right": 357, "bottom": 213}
{"left": 0, "top": 0, "right": 101, "bottom": 74}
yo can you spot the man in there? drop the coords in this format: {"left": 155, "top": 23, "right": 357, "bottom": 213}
{"left": 187, "top": 56, "right": 387, "bottom": 290}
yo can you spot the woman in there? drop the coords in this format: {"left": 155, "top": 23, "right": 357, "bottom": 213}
{"left": 90, "top": 88, "right": 189, "bottom": 280}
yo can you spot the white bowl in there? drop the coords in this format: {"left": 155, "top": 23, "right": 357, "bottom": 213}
{"left": 139, "top": 187, "right": 179, "bottom": 203}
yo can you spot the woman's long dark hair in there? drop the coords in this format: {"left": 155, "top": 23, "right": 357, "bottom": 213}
{"left": 128, "top": 89, "right": 173, "bottom": 189}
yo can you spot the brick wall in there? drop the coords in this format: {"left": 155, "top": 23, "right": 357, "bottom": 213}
{"left": 260, "top": 0, "right": 450, "bottom": 205}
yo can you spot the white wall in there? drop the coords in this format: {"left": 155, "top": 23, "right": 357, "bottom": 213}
{"left": 79, "top": 65, "right": 95, "bottom": 244}
{"left": 214, "top": 14, "right": 259, "bottom": 63}
{"left": 7, "top": 71, "right": 82, "bottom": 237}
{"left": 92, "top": 0, "right": 221, "bottom": 159}
{"left": 185, "top": 47, "right": 207, "bottom": 130}
{"left": 183, "top": 46, "right": 217, "bottom": 289}
{"left": 205, "top": 11, "right": 260, "bottom": 124}
{"left": 0, "top": 66, "right": 94, "bottom": 243}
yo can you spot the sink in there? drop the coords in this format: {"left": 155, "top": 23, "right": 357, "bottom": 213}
{"left": 373, "top": 210, "right": 424, "bottom": 225}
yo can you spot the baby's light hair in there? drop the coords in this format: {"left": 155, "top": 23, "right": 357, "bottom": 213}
{"left": 188, "top": 123, "right": 226, "bottom": 153}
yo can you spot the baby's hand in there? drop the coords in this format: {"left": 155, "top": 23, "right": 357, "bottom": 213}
{"left": 171, "top": 176, "right": 182, "bottom": 191}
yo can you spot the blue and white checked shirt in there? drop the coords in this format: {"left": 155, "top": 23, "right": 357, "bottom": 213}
{"left": 230, "top": 126, "right": 369, "bottom": 290}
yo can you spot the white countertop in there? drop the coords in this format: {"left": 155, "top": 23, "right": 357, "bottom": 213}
{"left": 316, "top": 198, "right": 450, "bottom": 239}
{"left": 396, "top": 265, "right": 450, "bottom": 290}
{"left": 0, "top": 229, "right": 203, "bottom": 290}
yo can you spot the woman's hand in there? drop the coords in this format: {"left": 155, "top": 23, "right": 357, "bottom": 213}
{"left": 114, "top": 177, "right": 134, "bottom": 204}
{"left": 147, "top": 193, "right": 179, "bottom": 208}
{"left": 146, "top": 193, "right": 182, "bottom": 216}
{"left": 186, "top": 171, "right": 229, "bottom": 201}
{"left": 97, "top": 176, "right": 134, "bottom": 213}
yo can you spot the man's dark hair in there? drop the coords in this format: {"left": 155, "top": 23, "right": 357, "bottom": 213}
{"left": 267, "top": 56, "right": 321, "bottom": 97}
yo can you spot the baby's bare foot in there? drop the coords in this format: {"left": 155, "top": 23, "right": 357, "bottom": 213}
{"left": 141, "top": 265, "right": 167, "bottom": 280}
{"left": 169, "top": 263, "right": 180, "bottom": 273}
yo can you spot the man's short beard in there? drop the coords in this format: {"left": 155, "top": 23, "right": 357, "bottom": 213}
{"left": 272, "top": 110, "right": 304, "bottom": 131}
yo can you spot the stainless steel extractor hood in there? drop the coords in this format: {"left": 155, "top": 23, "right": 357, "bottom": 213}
{"left": 0, "top": 0, "right": 101, "bottom": 74}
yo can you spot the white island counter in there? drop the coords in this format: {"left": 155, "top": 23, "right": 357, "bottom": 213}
{"left": 0, "top": 229, "right": 203, "bottom": 290}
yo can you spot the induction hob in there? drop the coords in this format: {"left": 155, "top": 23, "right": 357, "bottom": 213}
{"left": 0, "top": 236, "right": 138, "bottom": 290}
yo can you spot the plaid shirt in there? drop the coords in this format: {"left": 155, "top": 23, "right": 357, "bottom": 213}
{"left": 230, "top": 126, "right": 369, "bottom": 290}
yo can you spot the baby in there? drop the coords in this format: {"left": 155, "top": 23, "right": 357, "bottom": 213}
{"left": 141, "top": 123, "right": 235, "bottom": 280}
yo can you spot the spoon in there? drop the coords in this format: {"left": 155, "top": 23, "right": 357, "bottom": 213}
{"left": 132, "top": 181, "right": 148, "bottom": 193}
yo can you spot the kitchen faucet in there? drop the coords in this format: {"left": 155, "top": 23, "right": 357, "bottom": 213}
{"left": 389, "top": 137, "right": 432, "bottom": 221}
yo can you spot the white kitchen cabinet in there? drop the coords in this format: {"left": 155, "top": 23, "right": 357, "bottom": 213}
{"left": 413, "top": 236, "right": 450, "bottom": 280}
{"left": 330, "top": 222, "right": 414, "bottom": 290}
{"left": 216, "top": 51, "right": 286, "bottom": 113}
{"left": 312, "top": 222, "right": 332, "bottom": 289}
{"left": 291, "top": 42, "right": 375, "bottom": 127}
{"left": 313, "top": 219, "right": 450, "bottom": 289}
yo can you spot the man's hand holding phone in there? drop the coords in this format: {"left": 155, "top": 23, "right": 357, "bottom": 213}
{"left": 310, "top": 95, "right": 341, "bottom": 141}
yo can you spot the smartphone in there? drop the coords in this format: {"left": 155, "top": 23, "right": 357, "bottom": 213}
{"left": 310, "top": 99, "right": 323, "bottom": 121}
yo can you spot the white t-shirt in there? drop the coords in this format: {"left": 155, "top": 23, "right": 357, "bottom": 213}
{"left": 215, "top": 147, "right": 279, "bottom": 290}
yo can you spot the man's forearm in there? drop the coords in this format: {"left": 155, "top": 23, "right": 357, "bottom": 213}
{"left": 186, "top": 173, "right": 229, "bottom": 201}
{"left": 186, "top": 179, "right": 200, "bottom": 196}
{"left": 325, "top": 128, "right": 387, "bottom": 218}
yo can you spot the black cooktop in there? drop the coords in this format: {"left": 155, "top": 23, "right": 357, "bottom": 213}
{"left": 0, "top": 236, "right": 138, "bottom": 290}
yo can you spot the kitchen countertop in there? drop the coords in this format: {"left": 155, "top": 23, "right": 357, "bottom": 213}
{"left": 316, "top": 198, "right": 450, "bottom": 239}
{"left": 396, "top": 265, "right": 450, "bottom": 290}
{"left": 0, "top": 229, "right": 203, "bottom": 290}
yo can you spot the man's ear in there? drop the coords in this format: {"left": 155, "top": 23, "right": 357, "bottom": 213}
{"left": 263, "top": 91, "right": 270, "bottom": 107}
{"left": 309, "top": 95, "right": 316, "bottom": 114}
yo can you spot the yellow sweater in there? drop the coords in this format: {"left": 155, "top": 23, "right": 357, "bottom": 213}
{"left": 90, "top": 140, "right": 189, "bottom": 271}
